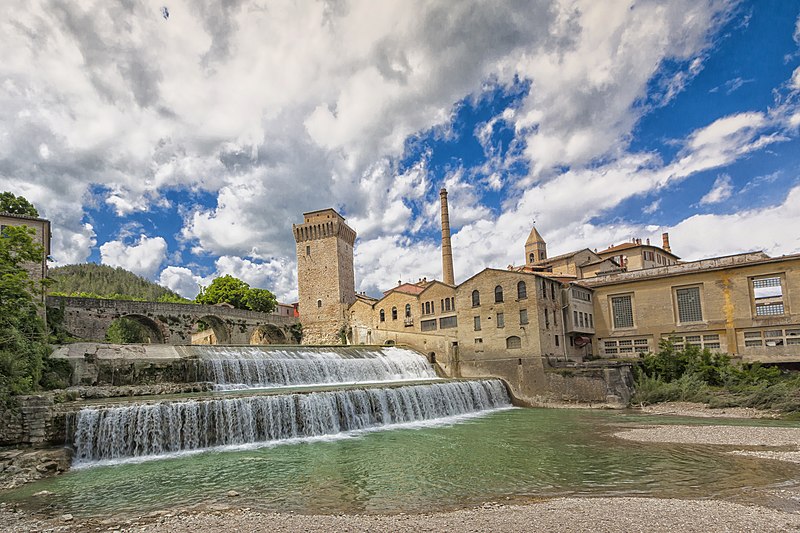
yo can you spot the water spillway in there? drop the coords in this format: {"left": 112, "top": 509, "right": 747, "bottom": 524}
{"left": 71, "top": 380, "right": 511, "bottom": 463}
{"left": 195, "top": 345, "right": 438, "bottom": 390}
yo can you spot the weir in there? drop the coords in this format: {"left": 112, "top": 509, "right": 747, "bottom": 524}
{"left": 196, "top": 345, "right": 438, "bottom": 390}
{"left": 68, "top": 346, "right": 512, "bottom": 464}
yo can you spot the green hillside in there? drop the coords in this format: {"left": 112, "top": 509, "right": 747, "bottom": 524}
{"left": 49, "top": 263, "right": 189, "bottom": 302}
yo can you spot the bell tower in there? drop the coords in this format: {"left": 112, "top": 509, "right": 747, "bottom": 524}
{"left": 293, "top": 209, "right": 356, "bottom": 344}
{"left": 525, "top": 225, "right": 547, "bottom": 266}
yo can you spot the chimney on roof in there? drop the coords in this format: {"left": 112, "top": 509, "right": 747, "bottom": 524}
{"left": 440, "top": 188, "right": 455, "bottom": 286}
{"left": 646, "top": 238, "right": 650, "bottom": 245}
{"left": 662, "top": 232, "right": 671, "bottom": 253}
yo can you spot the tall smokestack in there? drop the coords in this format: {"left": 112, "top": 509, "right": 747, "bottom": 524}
{"left": 662, "top": 232, "right": 671, "bottom": 253}
{"left": 440, "top": 188, "right": 455, "bottom": 286}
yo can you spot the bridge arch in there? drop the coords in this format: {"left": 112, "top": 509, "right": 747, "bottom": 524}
{"left": 250, "top": 324, "right": 287, "bottom": 345}
{"left": 191, "top": 315, "right": 230, "bottom": 345}
{"left": 107, "top": 314, "right": 166, "bottom": 344}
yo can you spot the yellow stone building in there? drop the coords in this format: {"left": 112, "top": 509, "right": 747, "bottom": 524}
{"left": 293, "top": 192, "right": 800, "bottom": 406}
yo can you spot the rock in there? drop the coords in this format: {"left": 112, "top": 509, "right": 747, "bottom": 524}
{"left": 33, "top": 490, "right": 53, "bottom": 497}
{"left": 62, "top": 513, "right": 74, "bottom": 522}
{"left": 226, "top": 490, "right": 240, "bottom": 497}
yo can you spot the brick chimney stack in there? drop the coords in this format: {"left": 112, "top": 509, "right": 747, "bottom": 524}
{"left": 440, "top": 188, "right": 455, "bottom": 286}
{"left": 662, "top": 232, "right": 671, "bottom": 253}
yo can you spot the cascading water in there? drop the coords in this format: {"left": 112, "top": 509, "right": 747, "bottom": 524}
{"left": 71, "top": 380, "right": 511, "bottom": 463}
{"left": 197, "top": 346, "right": 438, "bottom": 390}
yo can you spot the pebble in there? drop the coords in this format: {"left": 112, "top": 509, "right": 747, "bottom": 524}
{"left": 61, "top": 513, "right": 73, "bottom": 522}
{"left": 226, "top": 490, "right": 240, "bottom": 497}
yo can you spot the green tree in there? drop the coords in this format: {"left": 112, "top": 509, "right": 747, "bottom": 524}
{"left": 105, "top": 318, "right": 151, "bottom": 344}
{"left": 0, "top": 192, "right": 39, "bottom": 217}
{"left": 0, "top": 223, "right": 63, "bottom": 402}
{"left": 195, "top": 275, "right": 277, "bottom": 313}
{"left": 244, "top": 287, "right": 278, "bottom": 313}
{"left": 196, "top": 275, "right": 250, "bottom": 308}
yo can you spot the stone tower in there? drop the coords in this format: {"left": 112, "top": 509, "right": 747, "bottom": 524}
{"left": 525, "top": 226, "right": 547, "bottom": 265}
{"left": 293, "top": 209, "right": 357, "bottom": 344}
{"left": 440, "top": 188, "right": 455, "bottom": 286}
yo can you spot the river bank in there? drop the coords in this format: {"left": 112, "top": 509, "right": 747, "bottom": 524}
{"left": 2, "top": 496, "right": 799, "bottom": 532}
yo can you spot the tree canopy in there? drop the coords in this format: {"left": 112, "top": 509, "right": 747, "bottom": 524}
{"left": 49, "top": 263, "right": 188, "bottom": 302}
{"left": 0, "top": 221, "right": 68, "bottom": 403}
{"left": 195, "top": 275, "right": 277, "bottom": 313}
{"left": 0, "top": 192, "right": 39, "bottom": 217}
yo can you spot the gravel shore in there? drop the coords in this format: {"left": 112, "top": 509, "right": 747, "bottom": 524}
{"left": 638, "top": 401, "right": 782, "bottom": 419}
{"left": 2, "top": 497, "right": 799, "bottom": 533}
{"left": 615, "top": 424, "right": 800, "bottom": 448}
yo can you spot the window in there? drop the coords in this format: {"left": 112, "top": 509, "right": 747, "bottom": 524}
{"left": 676, "top": 287, "right": 703, "bottom": 323}
{"left": 473, "top": 316, "right": 481, "bottom": 331}
{"left": 569, "top": 336, "right": 574, "bottom": 347}
{"left": 506, "top": 336, "right": 521, "bottom": 349}
{"left": 539, "top": 250, "right": 546, "bottom": 260}
{"left": 588, "top": 314, "right": 593, "bottom": 328}
{"left": 551, "top": 283, "right": 555, "bottom": 300}
{"left": 544, "top": 308, "right": 549, "bottom": 328}
{"left": 752, "top": 276, "right": 784, "bottom": 316}
{"left": 574, "top": 310, "right": 578, "bottom": 326}
{"left": 391, "top": 307, "right": 398, "bottom": 320}
{"left": 579, "top": 312, "right": 584, "bottom": 328}
{"left": 495, "top": 285, "right": 504, "bottom": 303}
{"left": 306, "top": 245, "right": 311, "bottom": 256}
{"left": 421, "top": 319, "right": 437, "bottom": 332}
{"left": 439, "top": 316, "right": 457, "bottom": 329}
{"left": 540, "top": 278, "right": 546, "bottom": 298}
{"left": 317, "top": 299, "right": 322, "bottom": 308}
{"left": 472, "top": 290, "right": 480, "bottom": 307}
{"left": 475, "top": 338, "right": 483, "bottom": 344}
{"left": 555, "top": 335, "right": 559, "bottom": 347}
{"left": 497, "top": 312, "right": 505, "bottom": 328}
{"left": 611, "top": 295, "right": 634, "bottom": 329}
{"left": 444, "top": 298, "right": 451, "bottom": 311}
{"left": 529, "top": 252, "right": 535, "bottom": 263}
{"left": 380, "top": 310, "right": 385, "bottom": 322}
{"left": 742, "top": 328, "right": 800, "bottom": 348}
{"left": 405, "top": 304, "right": 411, "bottom": 318}
{"left": 571, "top": 288, "right": 591, "bottom": 302}
{"left": 517, "top": 281, "right": 527, "bottom": 300}
{"left": 519, "top": 309, "right": 528, "bottom": 325}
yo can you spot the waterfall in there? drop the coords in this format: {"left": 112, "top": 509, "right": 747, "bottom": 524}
{"left": 197, "top": 346, "right": 438, "bottom": 390}
{"left": 71, "top": 380, "right": 510, "bottom": 463}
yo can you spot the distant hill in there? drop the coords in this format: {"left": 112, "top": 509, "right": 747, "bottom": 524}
{"left": 49, "top": 263, "right": 188, "bottom": 302}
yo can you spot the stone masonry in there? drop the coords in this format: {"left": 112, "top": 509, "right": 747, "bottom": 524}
{"left": 293, "top": 209, "right": 356, "bottom": 344}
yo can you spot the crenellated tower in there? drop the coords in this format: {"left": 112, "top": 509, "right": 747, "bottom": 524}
{"left": 293, "top": 209, "right": 357, "bottom": 344}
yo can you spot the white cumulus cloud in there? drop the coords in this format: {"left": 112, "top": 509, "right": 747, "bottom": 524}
{"left": 100, "top": 235, "right": 168, "bottom": 278}
{"left": 700, "top": 174, "right": 734, "bottom": 205}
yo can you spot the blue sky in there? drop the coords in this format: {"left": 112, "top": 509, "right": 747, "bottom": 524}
{"left": 2, "top": 0, "right": 800, "bottom": 301}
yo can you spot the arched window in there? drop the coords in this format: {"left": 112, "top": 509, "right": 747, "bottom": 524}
{"left": 529, "top": 252, "right": 535, "bottom": 263}
{"left": 379, "top": 310, "right": 385, "bottom": 322}
{"left": 494, "top": 285, "right": 504, "bottom": 303}
{"left": 405, "top": 304, "right": 411, "bottom": 318}
{"left": 471, "top": 290, "right": 480, "bottom": 307}
{"left": 317, "top": 299, "right": 322, "bottom": 308}
{"left": 391, "top": 307, "right": 398, "bottom": 320}
{"left": 506, "top": 336, "right": 522, "bottom": 349}
{"left": 517, "top": 281, "right": 527, "bottom": 300}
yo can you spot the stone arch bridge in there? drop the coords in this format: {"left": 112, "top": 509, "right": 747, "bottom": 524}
{"left": 47, "top": 296, "right": 299, "bottom": 345}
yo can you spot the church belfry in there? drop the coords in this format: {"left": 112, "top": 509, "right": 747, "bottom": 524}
{"left": 293, "top": 209, "right": 356, "bottom": 344}
{"left": 525, "top": 225, "right": 547, "bottom": 265}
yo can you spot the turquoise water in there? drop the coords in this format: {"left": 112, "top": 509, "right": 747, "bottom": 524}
{"left": 4, "top": 408, "right": 799, "bottom": 516}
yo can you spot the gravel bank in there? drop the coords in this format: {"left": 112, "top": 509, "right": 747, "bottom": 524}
{"left": 615, "top": 425, "right": 800, "bottom": 447}
{"left": 2, "top": 498, "right": 799, "bottom": 533}
{"left": 638, "top": 401, "right": 781, "bottom": 419}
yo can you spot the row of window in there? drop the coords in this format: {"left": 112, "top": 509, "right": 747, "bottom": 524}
{"left": 610, "top": 276, "right": 786, "bottom": 330}
{"left": 420, "top": 316, "right": 458, "bottom": 332}
{"left": 573, "top": 310, "right": 594, "bottom": 329}
{"left": 743, "top": 327, "right": 800, "bottom": 348}
{"left": 379, "top": 304, "right": 413, "bottom": 322}
{"left": 473, "top": 335, "right": 560, "bottom": 350}
{"left": 470, "top": 278, "right": 559, "bottom": 307}
{"left": 421, "top": 297, "right": 455, "bottom": 316}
